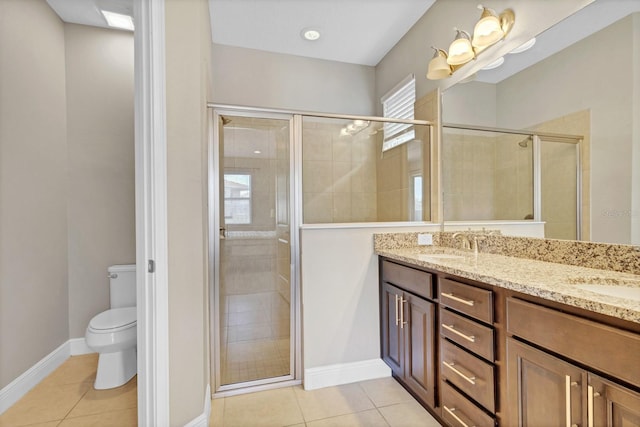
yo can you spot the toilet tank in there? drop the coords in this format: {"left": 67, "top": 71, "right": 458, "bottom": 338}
{"left": 108, "top": 264, "right": 137, "bottom": 308}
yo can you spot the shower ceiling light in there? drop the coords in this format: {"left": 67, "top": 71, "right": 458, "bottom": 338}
{"left": 340, "top": 120, "right": 370, "bottom": 137}
{"left": 301, "top": 28, "right": 321, "bottom": 41}
{"left": 101, "top": 10, "right": 134, "bottom": 31}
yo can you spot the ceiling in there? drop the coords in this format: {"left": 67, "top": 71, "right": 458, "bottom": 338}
{"left": 46, "top": 0, "right": 133, "bottom": 29}
{"left": 45, "top": 0, "right": 640, "bottom": 80}
{"left": 46, "top": 0, "right": 436, "bottom": 66}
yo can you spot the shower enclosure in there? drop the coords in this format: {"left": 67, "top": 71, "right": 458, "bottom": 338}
{"left": 209, "top": 106, "right": 433, "bottom": 394}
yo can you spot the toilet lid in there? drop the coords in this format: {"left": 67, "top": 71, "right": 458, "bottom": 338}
{"left": 89, "top": 307, "right": 136, "bottom": 330}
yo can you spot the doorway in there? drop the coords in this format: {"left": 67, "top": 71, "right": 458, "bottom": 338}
{"left": 211, "top": 110, "right": 298, "bottom": 394}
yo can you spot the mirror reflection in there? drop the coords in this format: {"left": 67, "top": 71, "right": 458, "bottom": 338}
{"left": 442, "top": 1, "right": 640, "bottom": 245}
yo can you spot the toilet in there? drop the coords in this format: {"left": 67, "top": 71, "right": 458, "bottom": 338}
{"left": 85, "top": 264, "right": 137, "bottom": 389}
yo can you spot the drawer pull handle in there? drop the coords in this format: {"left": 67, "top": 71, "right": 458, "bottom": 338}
{"left": 441, "top": 292, "right": 475, "bottom": 306}
{"left": 443, "top": 405, "right": 474, "bottom": 427}
{"left": 443, "top": 361, "right": 476, "bottom": 385}
{"left": 442, "top": 324, "right": 475, "bottom": 342}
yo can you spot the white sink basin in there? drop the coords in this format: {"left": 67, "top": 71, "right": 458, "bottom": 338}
{"left": 575, "top": 284, "right": 640, "bottom": 302}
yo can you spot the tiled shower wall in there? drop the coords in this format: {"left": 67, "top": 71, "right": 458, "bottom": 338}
{"left": 302, "top": 121, "right": 378, "bottom": 223}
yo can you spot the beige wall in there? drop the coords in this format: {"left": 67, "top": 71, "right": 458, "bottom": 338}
{"left": 164, "top": 0, "right": 212, "bottom": 424}
{"left": 0, "top": 0, "right": 69, "bottom": 388}
{"left": 65, "top": 24, "right": 135, "bottom": 338}
{"left": 211, "top": 43, "right": 376, "bottom": 115}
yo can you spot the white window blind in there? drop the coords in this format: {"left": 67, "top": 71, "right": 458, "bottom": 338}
{"left": 381, "top": 74, "right": 415, "bottom": 152}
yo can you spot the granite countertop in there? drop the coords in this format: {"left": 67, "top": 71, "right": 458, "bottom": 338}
{"left": 376, "top": 246, "right": 640, "bottom": 324}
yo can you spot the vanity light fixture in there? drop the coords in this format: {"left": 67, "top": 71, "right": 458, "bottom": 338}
{"left": 425, "top": 4, "right": 515, "bottom": 80}
{"left": 472, "top": 5, "right": 514, "bottom": 49}
{"left": 427, "top": 47, "right": 452, "bottom": 80}
{"left": 301, "top": 28, "right": 321, "bottom": 41}
{"left": 447, "top": 29, "right": 475, "bottom": 65}
{"left": 101, "top": 10, "right": 134, "bottom": 31}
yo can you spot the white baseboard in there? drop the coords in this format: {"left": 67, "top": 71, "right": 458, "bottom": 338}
{"left": 184, "top": 383, "right": 211, "bottom": 427}
{"left": 0, "top": 341, "right": 70, "bottom": 415}
{"left": 0, "top": 338, "right": 97, "bottom": 415}
{"left": 69, "top": 337, "right": 95, "bottom": 356}
{"left": 303, "top": 358, "right": 391, "bottom": 391}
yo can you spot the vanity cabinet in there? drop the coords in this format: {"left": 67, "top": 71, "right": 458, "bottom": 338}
{"left": 506, "top": 297, "right": 640, "bottom": 427}
{"left": 380, "top": 260, "right": 437, "bottom": 408}
{"left": 439, "top": 278, "right": 497, "bottom": 427}
{"left": 378, "top": 255, "right": 640, "bottom": 427}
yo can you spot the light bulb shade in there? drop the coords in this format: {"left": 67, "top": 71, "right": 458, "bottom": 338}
{"left": 447, "top": 31, "right": 475, "bottom": 65}
{"left": 472, "top": 8, "right": 503, "bottom": 48}
{"left": 427, "top": 49, "right": 451, "bottom": 80}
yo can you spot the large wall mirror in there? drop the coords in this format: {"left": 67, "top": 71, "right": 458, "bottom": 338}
{"left": 441, "top": 1, "right": 639, "bottom": 246}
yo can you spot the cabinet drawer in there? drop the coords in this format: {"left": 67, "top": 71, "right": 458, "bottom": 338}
{"left": 440, "top": 308, "right": 494, "bottom": 361}
{"left": 441, "top": 339, "right": 495, "bottom": 412}
{"left": 382, "top": 260, "right": 433, "bottom": 300}
{"left": 441, "top": 381, "right": 495, "bottom": 427}
{"left": 440, "top": 278, "right": 493, "bottom": 324}
{"left": 507, "top": 297, "right": 640, "bottom": 387}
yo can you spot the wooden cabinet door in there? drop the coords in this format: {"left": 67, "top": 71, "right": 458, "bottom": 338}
{"left": 403, "top": 293, "right": 436, "bottom": 408}
{"left": 507, "top": 338, "right": 585, "bottom": 427}
{"left": 589, "top": 374, "right": 640, "bottom": 427}
{"left": 381, "top": 282, "right": 403, "bottom": 377}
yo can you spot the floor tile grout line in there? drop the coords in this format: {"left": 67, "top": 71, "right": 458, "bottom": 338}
{"left": 59, "top": 384, "right": 92, "bottom": 422}
{"left": 290, "top": 385, "right": 309, "bottom": 424}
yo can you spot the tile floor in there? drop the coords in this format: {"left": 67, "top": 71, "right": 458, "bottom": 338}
{"left": 220, "top": 291, "right": 291, "bottom": 385}
{"left": 0, "top": 354, "right": 137, "bottom": 427}
{"left": 1, "top": 354, "right": 443, "bottom": 427}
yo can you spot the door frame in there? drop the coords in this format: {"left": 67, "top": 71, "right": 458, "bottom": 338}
{"left": 134, "top": 1, "right": 170, "bottom": 425}
{"left": 209, "top": 107, "right": 302, "bottom": 396}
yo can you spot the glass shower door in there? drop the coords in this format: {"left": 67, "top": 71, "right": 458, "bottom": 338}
{"left": 213, "top": 113, "right": 294, "bottom": 390}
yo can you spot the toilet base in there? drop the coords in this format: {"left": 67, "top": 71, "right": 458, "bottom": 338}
{"left": 94, "top": 347, "right": 137, "bottom": 389}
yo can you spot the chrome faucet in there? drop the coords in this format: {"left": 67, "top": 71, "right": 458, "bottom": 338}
{"left": 452, "top": 232, "right": 471, "bottom": 250}
{"left": 470, "top": 234, "right": 486, "bottom": 256}
{"left": 453, "top": 232, "right": 486, "bottom": 256}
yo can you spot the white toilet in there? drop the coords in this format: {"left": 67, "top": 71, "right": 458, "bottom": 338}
{"left": 85, "top": 264, "right": 137, "bottom": 389}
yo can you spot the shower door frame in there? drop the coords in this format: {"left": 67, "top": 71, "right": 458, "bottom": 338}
{"left": 209, "top": 106, "right": 302, "bottom": 396}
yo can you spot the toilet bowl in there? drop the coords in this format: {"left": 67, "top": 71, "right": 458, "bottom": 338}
{"left": 85, "top": 264, "right": 137, "bottom": 389}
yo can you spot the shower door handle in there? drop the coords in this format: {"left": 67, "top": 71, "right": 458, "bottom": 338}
{"left": 219, "top": 227, "right": 227, "bottom": 239}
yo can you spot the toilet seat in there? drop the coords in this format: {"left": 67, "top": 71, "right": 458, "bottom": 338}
{"left": 89, "top": 307, "right": 136, "bottom": 333}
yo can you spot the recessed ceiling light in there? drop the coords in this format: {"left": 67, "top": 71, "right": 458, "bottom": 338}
{"left": 301, "top": 28, "right": 321, "bottom": 41}
{"left": 101, "top": 10, "right": 134, "bottom": 31}
{"left": 510, "top": 38, "right": 536, "bottom": 54}
{"left": 253, "top": 150, "right": 262, "bottom": 154}
{"left": 481, "top": 56, "right": 505, "bottom": 70}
